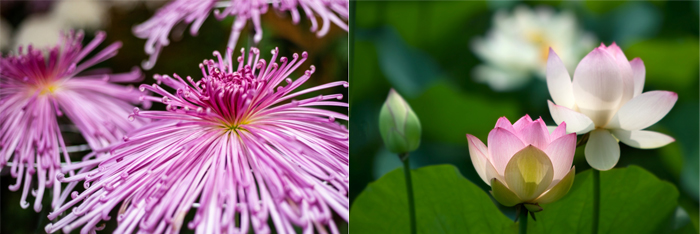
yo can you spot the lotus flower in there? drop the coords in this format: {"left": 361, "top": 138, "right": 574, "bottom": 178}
{"left": 471, "top": 5, "right": 595, "bottom": 91}
{"left": 546, "top": 43, "right": 677, "bottom": 170}
{"left": 466, "top": 115, "right": 576, "bottom": 211}
{"left": 45, "top": 47, "right": 348, "bottom": 234}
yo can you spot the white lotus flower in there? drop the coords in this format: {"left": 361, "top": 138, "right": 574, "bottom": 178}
{"left": 0, "top": 18, "right": 10, "bottom": 50}
{"left": 546, "top": 43, "right": 677, "bottom": 170}
{"left": 472, "top": 6, "right": 595, "bottom": 91}
{"left": 13, "top": 0, "right": 108, "bottom": 49}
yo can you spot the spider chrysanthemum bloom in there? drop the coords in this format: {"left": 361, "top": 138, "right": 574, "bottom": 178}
{"left": 46, "top": 47, "right": 349, "bottom": 234}
{"left": 133, "top": 0, "right": 349, "bottom": 69}
{"left": 0, "top": 31, "right": 148, "bottom": 212}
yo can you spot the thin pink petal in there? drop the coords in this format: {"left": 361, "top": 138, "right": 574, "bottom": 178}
{"left": 544, "top": 133, "right": 576, "bottom": 181}
{"left": 495, "top": 116, "right": 517, "bottom": 134}
{"left": 512, "top": 114, "right": 533, "bottom": 132}
{"left": 517, "top": 119, "right": 550, "bottom": 149}
{"left": 488, "top": 127, "right": 526, "bottom": 174}
{"left": 603, "top": 42, "right": 635, "bottom": 106}
{"left": 550, "top": 122, "right": 568, "bottom": 141}
{"left": 572, "top": 47, "right": 623, "bottom": 126}
{"left": 630, "top": 58, "right": 645, "bottom": 97}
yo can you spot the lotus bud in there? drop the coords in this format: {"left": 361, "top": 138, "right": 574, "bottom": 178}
{"left": 379, "top": 89, "right": 422, "bottom": 154}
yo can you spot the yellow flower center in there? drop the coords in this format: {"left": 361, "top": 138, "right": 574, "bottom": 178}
{"left": 220, "top": 119, "right": 251, "bottom": 134}
{"left": 40, "top": 84, "right": 59, "bottom": 95}
{"left": 525, "top": 31, "right": 552, "bottom": 65}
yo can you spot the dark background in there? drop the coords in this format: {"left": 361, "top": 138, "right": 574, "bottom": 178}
{"left": 0, "top": 0, "right": 348, "bottom": 233}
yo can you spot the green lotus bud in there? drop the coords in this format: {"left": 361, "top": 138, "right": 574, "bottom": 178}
{"left": 379, "top": 89, "right": 422, "bottom": 154}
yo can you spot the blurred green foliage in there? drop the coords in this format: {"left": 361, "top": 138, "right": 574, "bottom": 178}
{"left": 350, "top": 0, "right": 699, "bottom": 232}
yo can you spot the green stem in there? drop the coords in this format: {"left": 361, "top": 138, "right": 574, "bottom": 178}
{"left": 519, "top": 206, "right": 528, "bottom": 234}
{"left": 401, "top": 153, "right": 417, "bottom": 234}
{"left": 592, "top": 169, "right": 600, "bottom": 234}
{"left": 576, "top": 133, "right": 590, "bottom": 148}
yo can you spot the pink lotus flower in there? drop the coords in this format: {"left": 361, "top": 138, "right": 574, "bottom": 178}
{"left": 134, "top": 0, "right": 349, "bottom": 69}
{"left": 0, "top": 31, "right": 147, "bottom": 212}
{"left": 46, "top": 47, "right": 349, "bottom": 234}
{"left": 466, "top": 115, "right": 576, "bottom": 210}
{"left": 546, "top": 43, "right": 677, "bottom": 170}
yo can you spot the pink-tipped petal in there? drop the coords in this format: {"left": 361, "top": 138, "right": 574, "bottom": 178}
{"left": 534, "top": 118, "right": 551, "bottom": 141}
{"left": 517, "top": 119, "right": 550, "bottom": 149}
{"left": 630, "top": 58, "right": 646, "bottom": 97}
{"left": 572, "top": 48, "right": 624, "bottom": 126}
{"left": 547, "top": 100, "right": 595, "bottom": 134}
{"left": 602, "top": 43, "right": 635, "bottom": 105}
{"left": 605, "top": 91, "right": 678, "bottom": 130}
{"left": 512, "top": 114, "right": 533, "bottom": 132}
{"left": 611, "top": 129, "right": 675, "bottom": 149}
{"left": 467, "top": 134, "right": 492, "bottom": 185}
{"left": 585, "top": 129, "right": 620, "bottom": 171}
{"left": 488, "top": 128, "right": 526, "bottom": 174}
{"left": 546, "top": 48, "right": 576, "bottom": 109}
{"left": 550, "top": 122, "right": 568, "bottom": 141}
{"left": 544, "top": 133, "right": 576, "bottom": 181}
{"left": 495, "top": 116, "right": 517, "bottom": 134}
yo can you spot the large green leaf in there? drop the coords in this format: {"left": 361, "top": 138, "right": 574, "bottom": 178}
{"left": 529, "top": 166, "right": 680, "bottom": 234}
{"left": 350, "top": 164, "right": 516, "bottom": 234}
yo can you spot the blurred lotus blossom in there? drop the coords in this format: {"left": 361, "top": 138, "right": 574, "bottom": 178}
{"left": 46, "top": 47, "right": 349, "bottom": 234}
{"left": 134, "top": 0, "right": 349, "bottom": 70}
{"left": 0, "top": 17, "right": 10, "bottom": 50}
{"left": 467, "top": 115, "right": 576, "bottom": 211}
{"left": 0, "top": 31, "right": 147, "bottom": 212}
{"left": 472, "top": 6, "right": 595, "bottom": 91}
{"left": 12, "top": 0, "right": 108, "bottom": 49}
{"left": 547, "top": 43, "right": 677, "bottom": 170}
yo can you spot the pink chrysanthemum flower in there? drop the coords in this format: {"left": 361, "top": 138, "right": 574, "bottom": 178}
{"left": 46, "top": 47, "right": 349, "bottom": 234}
{"left": 133, "top": 0, "right": 349, "bottom": 69}
{"left": 0, "top": 31, "right": 148, "bottom": 212}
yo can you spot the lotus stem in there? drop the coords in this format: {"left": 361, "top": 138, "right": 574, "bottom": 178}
{"left": 519, "top": 205, "right": 528, "bottom": 234}
{"left": 401, "top": 153, "right": 417, "bottom": 234}
{"left": 593, "top": 169, "right": 600, "bottom": 234}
